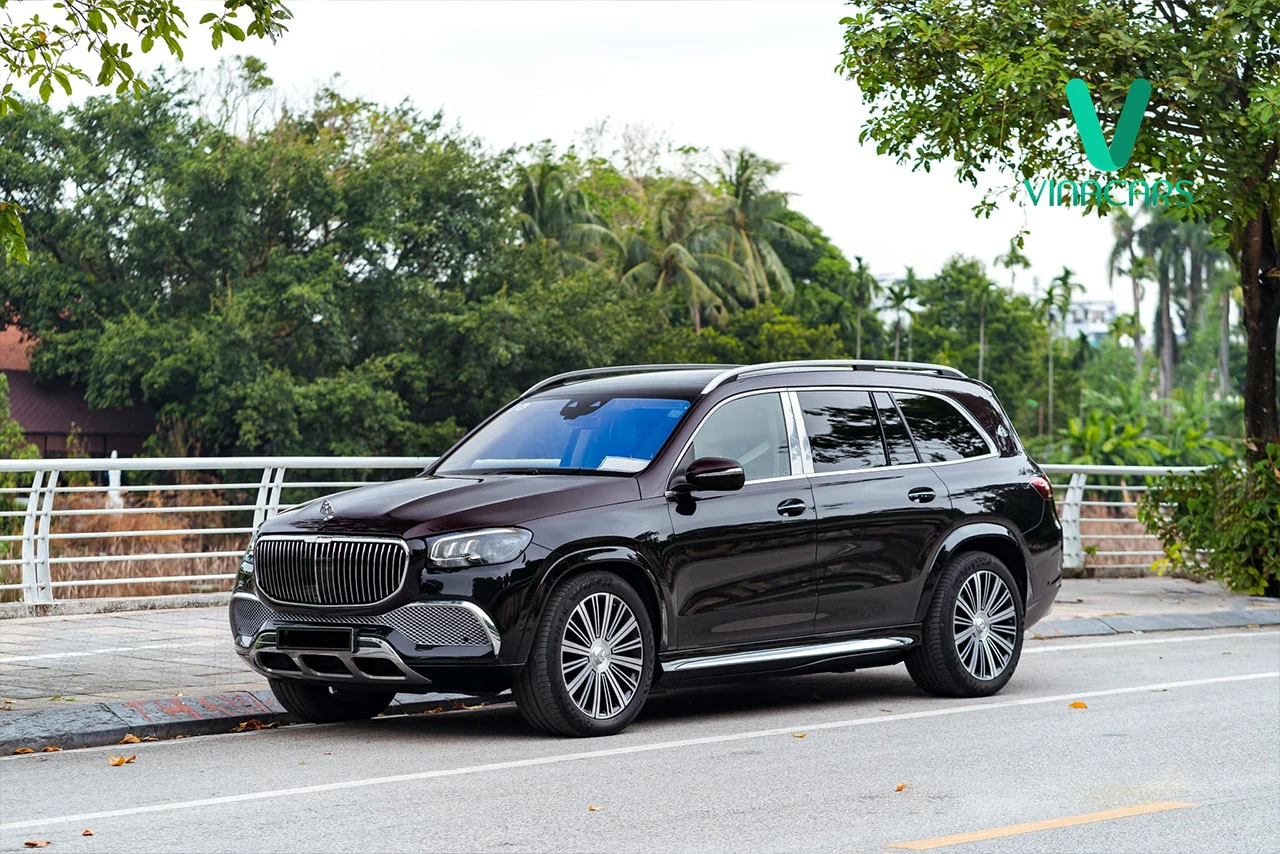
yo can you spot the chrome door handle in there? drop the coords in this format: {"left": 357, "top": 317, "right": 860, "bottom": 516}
{"left": 907, "top": 487, "right": 936, "bottom": 503}
{"left": 776, "top": 498, "right": 807, "bottom": 517}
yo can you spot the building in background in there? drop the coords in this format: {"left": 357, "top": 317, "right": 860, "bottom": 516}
{"left": 1062, "top": 299, "right": 1118, "bottom": 346}
{"left": 1, "top": 327, "right": 154, "bottom": 457}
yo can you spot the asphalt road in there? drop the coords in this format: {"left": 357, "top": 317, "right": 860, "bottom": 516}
{"left": 2, "top": 627, "right": 1277, "bottom": 853}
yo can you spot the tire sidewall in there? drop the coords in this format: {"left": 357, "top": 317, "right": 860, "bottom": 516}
{"left": 539, "top": 572, "right": 656, "bottom": 736}
{"left": 935, "top": 553, "right": 1025, "bottom": 695}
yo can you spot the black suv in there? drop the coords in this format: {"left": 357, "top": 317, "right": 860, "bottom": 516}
{"left": 230, "top": 360, "right": 1062, "bottom": 736}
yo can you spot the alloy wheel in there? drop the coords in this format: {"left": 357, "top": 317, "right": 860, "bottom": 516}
{"left": 953, "top": 569, "right": 1018, "bottom": 681}
{"left": 560, "top": 592, "right": 644, "bottom": 720}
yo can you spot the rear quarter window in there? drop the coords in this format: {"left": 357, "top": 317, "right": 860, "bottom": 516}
{"left": 893, "top": 392, "right": 991, "bottom": 463}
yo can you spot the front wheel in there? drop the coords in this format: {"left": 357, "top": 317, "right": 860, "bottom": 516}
{"left": 906, "top": 551, "right": 1024, "bottom": 697}
{"left": 514, "top": 571, "right": 655, "bottom": 737}
{"left": 269, "top": 679, "right": 395, "bottom": 723}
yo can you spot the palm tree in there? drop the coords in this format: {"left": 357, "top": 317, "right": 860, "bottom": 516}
{"left": 1041, "top": 267, "right": 1084, "bottom": 434}
{"left": 515, "top": 159, "right": 616, "bottom": 269}
{"left": 847, "top": 256, "right": 879, "bottom": 358}
{"left": 710, "top": 150, "right": 807, "bottom": 307}
{"left": 1138, "top": 213, "right": 1182, "bottom": 399}
{"left": 994, "top": 238, "right": 1031, "bottom": 289}
{"left": 1107, "top": 210, "right": 1147, "bottom": 376}
{"left": 970, "top": 274, "right": 996, "bottom": 383}
{"left": 883, "top": 270, "right": 917, "bottom": 360}
{"left": 619, "top": 182, "right": 747, "bottom": 332}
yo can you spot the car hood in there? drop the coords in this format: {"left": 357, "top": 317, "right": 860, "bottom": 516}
{"left": 256, "top": 473, "right": 642, "bottom": 540}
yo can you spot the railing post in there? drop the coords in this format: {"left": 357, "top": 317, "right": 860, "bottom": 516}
{"left": 20, "top": 469, "right": 45, "bottom": 604}
{"left": 266, "top": 467, "right": 287, "bottom": 519}
{"left": 253, "top": 466, "right": 287, "bottom": 529}
{"left": 1062, "top": 472, "right": 1086, "bottom": 572}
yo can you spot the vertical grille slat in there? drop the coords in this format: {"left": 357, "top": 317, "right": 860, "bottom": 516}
{"left": 256, "top": 536, "right": 408, "bottom": 607}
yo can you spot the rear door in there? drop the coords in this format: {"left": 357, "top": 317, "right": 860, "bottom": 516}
{"left": 798, "top": 389, "right": 953, "bottom": 634}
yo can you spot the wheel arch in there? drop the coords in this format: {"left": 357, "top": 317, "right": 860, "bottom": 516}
{"left": 915, "top": 522, "right": 1030, "bottom": 623}
{"left": 516, "top": 545, "right": 668, "bottom": 665}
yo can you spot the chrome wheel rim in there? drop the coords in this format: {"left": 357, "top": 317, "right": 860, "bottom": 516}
{"left": 953, "top": 570, "right": 1018, "bottom": 681}
{"left": 561, "top": 592, "right": 644, "bottom": 720}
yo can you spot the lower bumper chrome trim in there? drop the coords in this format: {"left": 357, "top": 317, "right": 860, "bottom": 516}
{"left": 662, "top": 636, "right": 914, "bottom": 673}
{"left": 249, "top": 630, "right": 432, "bottom": 684}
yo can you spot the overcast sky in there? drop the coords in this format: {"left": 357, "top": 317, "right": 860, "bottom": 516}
{"left": 59, "top": 1, "right": 1129, "bottom": 308}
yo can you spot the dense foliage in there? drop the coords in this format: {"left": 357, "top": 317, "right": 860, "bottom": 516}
{"left": 1137, "top": 445, "right": 1280, "bottom": 596}
{"left": 838, "top": 0, "right": 1280, "bottom": 456}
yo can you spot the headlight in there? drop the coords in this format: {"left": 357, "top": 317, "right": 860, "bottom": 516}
{"left": 429, "top": 528, "right": 532, "bottom": 568}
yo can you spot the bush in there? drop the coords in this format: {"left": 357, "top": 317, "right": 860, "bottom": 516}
{"left": 1137, "top": 444, "right": 1280, "bottom": 597}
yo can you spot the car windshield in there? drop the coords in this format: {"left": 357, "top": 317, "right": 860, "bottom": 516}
{"left": 435, "top": 395, "right": 694, "bottom": 475}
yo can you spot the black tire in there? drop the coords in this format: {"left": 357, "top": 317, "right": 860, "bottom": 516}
{"left": 269, "top": 679, "right": 395, "bottom": 723}
{"left": 906, "top": 551, "right": 1024, "bottom": 698}
{"left": 513, "top": 571, "right": 656, "bottom": 737}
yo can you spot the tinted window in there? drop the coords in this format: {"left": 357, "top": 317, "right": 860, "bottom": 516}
{"left": 688, "top": 393, "right": 791, "bottom": 481}
{"left": 797, "top": 390, "right": 886, "bottom": 472}
{"left": 438, "top": 396, "right": 692, "bottom": 474}
{"left": 894, "top": 392, "right": 990, "bottom": 462}
{"left": 873, "top": 392, "right": 919, "bottom": 465}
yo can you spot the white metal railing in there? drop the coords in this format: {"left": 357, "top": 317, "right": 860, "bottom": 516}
{"left": 0, "top": 456, "right": 436, "bottom": 604}
{"left": 0, "top": 457, "right": 1206, "bottom": 604}
{"left": 1040, "top": 464, "right": 1206, "bottom": 574}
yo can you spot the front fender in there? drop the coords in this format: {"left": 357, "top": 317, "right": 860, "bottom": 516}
{"left": 913, "top": 521, "right": 1030, "bottom": 623}
{"left": 513, "top": 545, "right": 670, "bottom": 665}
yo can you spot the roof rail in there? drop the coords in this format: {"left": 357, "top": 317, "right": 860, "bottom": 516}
{"left": 701, "top": 359, "right": 966, "bottom": 394}
{"left": 521, "top": 364, "right": 733, "bottom": 398}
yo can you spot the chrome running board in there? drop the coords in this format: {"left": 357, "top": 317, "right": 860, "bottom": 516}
{"left": 662, "top": 636, "right": 914, "bottom": 673}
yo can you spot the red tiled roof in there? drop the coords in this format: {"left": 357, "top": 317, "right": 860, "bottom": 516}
{"left": 2, "top": 369, "right": 155, "bottom": 436}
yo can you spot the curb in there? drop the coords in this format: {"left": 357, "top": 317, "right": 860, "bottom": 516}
{"left": 1028, "top": 607, "right": 1280, "bottom": 638}
{"left": 0, "top": 690, "right": 468, "bottom": 754}
{"left": 0, "top": 593, "right": 232, "bottom": 620}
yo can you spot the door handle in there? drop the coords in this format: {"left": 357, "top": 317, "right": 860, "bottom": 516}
{"left": 907, "top": 487, "right": 936, "bottom": 504}
{"left": 776, "top": 498, "right": 807, "bottom": 517}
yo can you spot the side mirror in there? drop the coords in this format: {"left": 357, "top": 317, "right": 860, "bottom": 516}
{"left": 680, "top": 457, "right": 746, "bottom": 492}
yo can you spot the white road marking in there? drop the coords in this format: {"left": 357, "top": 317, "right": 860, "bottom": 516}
{"left": 1023, "top": 629, "right": 1279, "bottom": 655}
{"left": 0, "top": 641, "right": 221, "bottom": 664}
{"left": 2, "top": 671, "right": 1275, "bottom": 832}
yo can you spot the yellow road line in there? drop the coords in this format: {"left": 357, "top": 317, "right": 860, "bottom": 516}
{"left": 889, "top": 801, "right": 1199, "bottom": 850}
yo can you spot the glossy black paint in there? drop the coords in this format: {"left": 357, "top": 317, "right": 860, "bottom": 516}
{"left": 233, "top": 365, "right": 1062, "bottom": 695}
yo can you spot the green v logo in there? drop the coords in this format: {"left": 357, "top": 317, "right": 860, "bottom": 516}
{"left": 1065, "top": 78, "right": 1151, "bottom": 172}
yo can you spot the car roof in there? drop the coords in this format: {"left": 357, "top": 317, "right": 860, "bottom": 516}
{"left": 527, "top": 369, "right": 726, "bottom": 401}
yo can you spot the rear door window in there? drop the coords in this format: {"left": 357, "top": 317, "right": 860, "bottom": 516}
{"left": 796, "top": 390, "right": 886, "bottom": 472}
{"left": 893, "top": 392, "right": 990, "bottom": 462}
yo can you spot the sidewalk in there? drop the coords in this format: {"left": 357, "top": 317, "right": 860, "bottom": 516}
{"left": 2, "top": 577, "right": 1277, "bottom": 752}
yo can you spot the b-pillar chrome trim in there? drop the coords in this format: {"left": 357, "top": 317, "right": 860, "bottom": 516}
{"left": 661, "top": 636, "right": 914, "bottom": 673}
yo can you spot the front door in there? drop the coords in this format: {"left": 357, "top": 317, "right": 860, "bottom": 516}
{"left": 665, "top": 391, "right": 817, "bottom": 650}
{"left": 795, "top": 389, "right": 952, "bottom": 634}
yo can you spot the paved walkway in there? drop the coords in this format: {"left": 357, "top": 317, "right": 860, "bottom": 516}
{"left": 0, "top": 577, "right": 1276, "bottom": 751}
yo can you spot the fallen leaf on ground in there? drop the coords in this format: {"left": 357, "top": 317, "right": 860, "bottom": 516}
{"left": 299, "top": 761, "right": 306, "bottom": 765}
{"left": 895, "top": 783, "right": 906, "bottom": 792}
{"left": 232, "top": 719, "right": 277, "bottom": 732}
{"left": 791, "top": 732, "right": 807, "bottom": 739}
{"left": 1068, "top": 701, "right": 1088, "bottom": 709}
{"left": 587, "top": 805, "right": 600, "bottom": 812}
{"left": 108, "top": 754, "right": 136, "bottom": 766}
{"left": 426, "top": 707, "right": 444, "bottom": 714}
{"left": 12, "top": 748, "right": 34, "bottom": 755}
{"left": 141, "top": 736, "right": 159, "bottom": 742}
{"left": 22, "top": 841, "right": 50, "bottom": 848}
{"left": 1247, "top": 624, "right": 1260, "bottom": 629}
{"left": 119, "top": 733, "right": 141, "bottom": 744}
{"left": 40, "top": 746, "right": 60, "bottom": 753}
{"left": 82, "top": 830, "right": 95, "bottom": 837}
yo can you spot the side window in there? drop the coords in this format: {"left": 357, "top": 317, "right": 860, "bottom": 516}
{"left": 873, "top": 392, "right": 919, "bottom": 465}
{"left": 797, "top": 390, "right": 886, "bottom": 472}
{"left": 894, "top": 392, "right": 991, "bottom": 462}
{"left": 687, "top": 393, "right": 791, "bottom": 481}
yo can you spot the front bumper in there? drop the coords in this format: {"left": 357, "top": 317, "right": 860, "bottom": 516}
{"left": 230, "top": 592, "right": 509, "bottom": 691}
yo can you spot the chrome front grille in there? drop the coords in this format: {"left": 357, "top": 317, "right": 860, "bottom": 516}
{"left": 255, "top": 537, "right": 408, "bottom": 606}
{"left": 231, "top": 595, "right": 497, "bottom": 651}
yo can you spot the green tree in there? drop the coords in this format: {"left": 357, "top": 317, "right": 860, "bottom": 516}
{"left": 1106, "top": 210, "right": 1147, "bottom": 376}
{"left": 882, "top": 271, "right": 917, "bottom": 361}
{"left": 838, "top": 0, "right": 1280, "bottom": 457}
{"left": 0, "top": 0, "right": 292, "bottom": 263}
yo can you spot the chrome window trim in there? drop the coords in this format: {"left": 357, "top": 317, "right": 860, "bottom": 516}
{"left": 665, "top": 389, "right": 802, "bottom": 488}
{"left": 788, "top": 386, "right": 997, "bottom": 476}
{"left": 254, "top": 534, "right": 411, "bottom": 611}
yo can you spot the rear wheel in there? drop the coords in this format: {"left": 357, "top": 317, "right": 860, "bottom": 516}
{"left": 269, "top": 679, "right": 395, "bottom": 723}
{"left": 514, "top": 571, "right": 655, "bottom": 737}
{"left": 906, "top": 551, "right": 1024, "bottom": 697}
